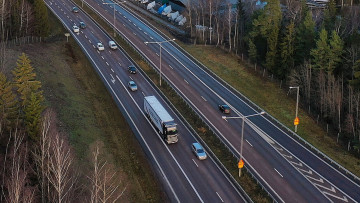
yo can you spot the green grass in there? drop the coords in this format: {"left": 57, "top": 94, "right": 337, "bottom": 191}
{"left": 2, "top": 9, "right": 164, "bottom": 202}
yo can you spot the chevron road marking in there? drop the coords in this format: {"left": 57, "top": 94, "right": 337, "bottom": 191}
{"left": 323, "top": 192, "right": 348, "bottom": 202}
{"left": 305, "top": 175, "right": 324, "bottom": 183}
{"left": 297, "top": 167, "right": 312, "bottom": 175}
{"left": 289, "top": 161, "right": 303, "bottom": 167}
{"left": 314, "top": 183, "right": 336, "bottom": 193}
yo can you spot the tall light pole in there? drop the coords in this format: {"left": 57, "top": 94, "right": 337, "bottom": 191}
{"left": 144, "top": 39, "right": 175, "bottom": 86}
{"left": 222, "top": 111, "right": 265, "bottom": 177}
{"left": 103, "top": 1, "right": 126, "bottom": 37}
{"left": 289, "top": 86, "right": 299, "bottom": 132}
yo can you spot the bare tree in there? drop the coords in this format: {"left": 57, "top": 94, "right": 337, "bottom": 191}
{"left": 88, "top": 141, "right": 127, "bottom": 203}
{"left": 47, "top": 132, "right": 77, "bottom": 203}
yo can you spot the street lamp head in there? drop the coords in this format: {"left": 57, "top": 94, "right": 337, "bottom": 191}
{"left": 144, "top": 41, "right": 148, "bottom": 44}
{"left": 260, "top": 111, "right": 265, "bottom": 115}
{"left": 222, "top": 116, "right": 227, "bottom": 120}
{"left": 172, "top": 38, "right": 176, "bottom": 41}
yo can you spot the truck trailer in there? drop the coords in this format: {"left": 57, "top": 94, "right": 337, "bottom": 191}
{"left": 144, "top": 96, "right": 178, "bottom": 144}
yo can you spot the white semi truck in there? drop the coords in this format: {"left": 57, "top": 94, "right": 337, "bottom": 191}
{"left": 144, "top": 96, "right": 178, "bottom": 144}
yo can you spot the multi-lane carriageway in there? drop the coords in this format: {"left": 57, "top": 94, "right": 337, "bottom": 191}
{"left": 86, "top": 0, "right": 360, "bottom": 202}
{"left": 45, "top": 0, "right": 248, "bottom": 202}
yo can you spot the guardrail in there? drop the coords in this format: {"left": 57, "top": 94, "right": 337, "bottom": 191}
{"left": 72, "top": 0, "right": 281, "bottom": 201}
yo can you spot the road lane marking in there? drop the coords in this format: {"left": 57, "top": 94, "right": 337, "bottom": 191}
{"left": 274, "top": 147, "right": 283, "bottom": 151}
{"left": 109, "top": 51, "right": 111, "bottom": 54}
{"left": 67, "top": 15, "right": 69, "bottom": 18}
{"left": 116, "top": 75, "right": 121, "bottom": 82}
{"left": 97, "top": 50, "right": 100, "bottom": 54}
{"left": 111, "top": 68, "right": 114, "bottom": 73}
{"left": 150, "top": 36, "right": 153, "bottom": 39}
{"left": 184, "top": 79, "right": 189, "bottom": 84}
{"left": 155, "top": 53, "right": 159, "bottom": 57}
{"left": 289, "top": 161, "right": 303, "bottom": 167}
{"left": 133, "top": 23, "right": 136, "bottom": 26}
{"left": 70, "top": 19, "right": 72, "bottom": 22}
{"left": 91, "top": 31, "right": 94, "bottom": 34}
{"left": 313, "top": 183, "right": 336, "bottom": 193}
{"left": 80, "top": 31, "right": 83, "bottom": 34}
{"left": 274, "top": 168, "right": 283, "bottom": 178}
{"left": 138, "top": 27, "right": 142, "bottom": 30}
{"left": 142, "top": 91, "right": 145, "bottom": 97}
{"left": 89, "top": 39, "right": 91, "bottom": 43}
{"left": 128, "top": 19, "right": 131, "bottom": 22}
{"left": 124, "top": 16, "right": 127, "bottom": 18}
{"left": 144, "top": 32, "right": 147, "bottom": 35}
{"left": 101, "top": 56, "right": 104, "bottom": 59}
{"left": 216, "top": 192, "right": 224, "bottom": 202}
{"left": 92, "top": 45, "right": 95, "bottom": 48}
{"left": 192, "top": 159, "right": 198, "bottom": 168}
{"left": 201, "top": 96, "right": 207, "bottom": 101}
{"left": 110, "top": 74, "right": 115, "bottom": 84}
{"left": 323, "top": 191, "right": 348, "bottom": 202}
{"left": 297, "top": 168, "right": 312, "bottom": 174}
{"left": 169, "top": 65, "right": 173, "bottom": 69}
{"left": 129, "top": 76, "right": 133, "bottom": 80}
{"left": 123, "top": 24, "right": 126, "bottom": 27}
{"left": 282, "top": 154, "right": 292, "bottom": 159}
{"left": 106, "top": 62, "right": 109, "bottom": 66}
{"left": 305, "top": 175, "right": 324, "bottom": 183}
{"left": 133, "top": 32, "right": 137, "bottom": 36}
{"left": 118, "top": 62, "right": 121, "bottom": 66}
{"left": 245, "top": 139, "right": 253, "bottom": 147}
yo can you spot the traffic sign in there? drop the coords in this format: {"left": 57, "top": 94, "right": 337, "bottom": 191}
{"left": 238, "top": 159, "right": 244, "bottom": 168}
{"left": 294, "top": 117, "right": 299, "bottom": 125}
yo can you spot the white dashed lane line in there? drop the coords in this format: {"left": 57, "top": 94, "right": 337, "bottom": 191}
{"left": 111, "top": 68, "right": 114, "bottom": 73}
{"left": 201, "top": 96, "right": 207, "bottom": 102}
{"left": 274, "top": 168, "right": 283, "bottom": 178}
{"left": 101, "top": 56, "right": 104, "bottom": 60}
{"left": 216, "top": 192, "right": 224, "bottom": 203}
{"left": 169, "top": 65, "right": 173, "bottom": 69}
{"left": 106, "top": 62, "right": 109, "bottom": 66}
{"left": 155, "top": 53, "right": 159, "bottom": 57}
{"left": 192, "top": 159, "right": 198, "bottom": 168}
{"left": 245, "top": 139, "right": 253, "bottom": 147}
{"left": 184, "top": 79, "right": 189, "bottom": 84}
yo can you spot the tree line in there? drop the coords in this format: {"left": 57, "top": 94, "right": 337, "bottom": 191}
{"left": 185, "top": 0, "right": 360, "bottom": 155}
{"left": 0, "top": 53, "right": 126, "bottom": 202}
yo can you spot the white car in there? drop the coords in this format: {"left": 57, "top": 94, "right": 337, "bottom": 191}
{"left": 72, "top": 25, "right": 79, "bottom": 33}
{"left": 96, "top": 43, "right": 104, "bottom": 51}
{"left": 108, "top": 41, "right": 118, "bottom": 50}
{"left": 128, "top": 81, "right": 138, "bottom": 91}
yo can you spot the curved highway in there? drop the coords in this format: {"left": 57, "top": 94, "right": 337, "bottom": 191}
{"left": 45, "top": 0, "right": 247, "bottom": 202}
{"left": 81, "top": 0, "right": 360, "bottom": 202}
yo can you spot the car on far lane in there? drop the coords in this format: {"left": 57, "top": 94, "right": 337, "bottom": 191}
{"left": 96, "top": 42, "right": 104, "bottom": 51}
{"left": 108, "top": 41, "right": 118, "bottom": 50}
{"left": 218, "top": 104, "right": 230, "bottom": 114}
{"left": 128, "top": 65, "right": 137, "bottom": 74}
{"left": 128, "top": 81, "right": 138, "bottom": 91}
{"left": 191, "top": 143, "right": 207, "bottom": 160}
{"left": 72, "top": 25, "right": 79, "bottom": 33}
{"left": 79, "top": 21, "right": 86, "bottom": 29}
{"left": 72, "top": 7, "right": 79, "bottom": 13}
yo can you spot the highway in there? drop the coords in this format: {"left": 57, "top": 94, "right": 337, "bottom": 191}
{"left": 45, "top": 0, "right": 248, "bottom": 202}
{"left": 81, "top": 0, "right": 360, "bottom": 202}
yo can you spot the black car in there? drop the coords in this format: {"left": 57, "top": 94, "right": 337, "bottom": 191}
{"left": 79, "top": 21, "right": 86, "bottom": 29}
{"left": 218, "top": 104, "right": 230, "bottom": 114}
{"left": 128, "top": 66, "right": 137, "bottom": 74}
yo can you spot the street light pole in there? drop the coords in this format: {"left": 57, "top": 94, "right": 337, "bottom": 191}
{"left": 103, "top": 1, "right": 126, "bottom": 37}
{"left": 290, "top": 86, "right": 299, "bottom": 132}
{"left": 222, "top": 111, "right": 265, "bottom": 177}
{"left": 144, "top": 39, "right": 175, "bottom": 86}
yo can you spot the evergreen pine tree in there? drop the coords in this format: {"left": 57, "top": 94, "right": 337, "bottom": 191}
{"left": 279, "top": 21, "right": 295, "bottom": 79}
{"left": 12, "top": 53, "right": 42, "bottom": 106}
{"left": 248, "top": 39, "right": 258, "bottom": 63}
{"left": 24, "top": 92, "right": 44, "bottom": 141}
{"left": 0, "top": 73, "right": 19, "bottom": 130}
{"left": 294, "top": 11, "right": 316, "bottom": 66}
{"left": 322, "top": 0, "right": 337, "bottom": 32}
{"left": 252, "top": 0, "right": 282, "bottom": 73}
{"left": 328, "top": 30, "right": 343, "bottom": 74}
{"left": 34, "top": 0, "right": 49, "bottom": 37}
{"left": 310, "top": 29, "right": 330, "bottom": 70}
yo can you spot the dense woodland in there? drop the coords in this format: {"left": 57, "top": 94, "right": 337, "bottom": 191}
{"left": 185, "top": 0, "right": 360, "bottom": 156}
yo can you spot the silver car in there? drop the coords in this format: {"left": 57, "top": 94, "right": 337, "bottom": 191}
{"left": 128, "top": 81, "right": 137, "bottom": 91}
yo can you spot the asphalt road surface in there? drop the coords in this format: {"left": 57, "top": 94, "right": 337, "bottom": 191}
{"left": 81, "top": 0, "right": 360, "bottom": 202}
{"left": 45, "top": 0, "right": 248, "bottom": 202}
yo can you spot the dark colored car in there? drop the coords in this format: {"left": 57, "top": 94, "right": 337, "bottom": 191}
{"left": 72, "top": 7, "right": 79, "bottom": 13}
{"left": 79, "top": 21, "right": 86, "bottom": 29}
{"left": 218, "top": 104, "right": 230, "bottom": 114}
{"left": 128, "top": 65, "right": 137, "bottom": 74}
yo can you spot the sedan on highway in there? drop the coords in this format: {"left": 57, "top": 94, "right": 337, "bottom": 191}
{"left": 72, "top": 6, "right": 79, "bottom": 13}
{"left": 96, "top": 43, "right": 104, "bottom": 51}
{"left": 218, "top": 104, "right": 230, "bottom": 114}
{"left": 79, "top": 21, "right": 86, "bottom": 29}
{"left": 128, "top": 81, "right": 137, "bottom": 91}
{"left": 128, "top": 65, "right": 137, "bottom": 74}
{"left": 191, "top": 143, "right": 207, "bottom": 160}
{"left": 72, "top": 25, "right": 79, "bottom": 33}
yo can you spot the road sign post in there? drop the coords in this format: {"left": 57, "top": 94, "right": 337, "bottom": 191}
{"left": 238, "top": 159, "right": 244, "bottom": 177}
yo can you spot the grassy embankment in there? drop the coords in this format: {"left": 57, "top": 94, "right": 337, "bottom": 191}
{"left": 73, "top": 0, "right": 272, "bottom": 202}
{"left": 3, "top": 9, "right": 164, "bottom": 202}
